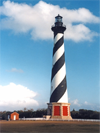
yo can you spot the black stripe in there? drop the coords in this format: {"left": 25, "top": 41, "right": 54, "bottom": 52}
{"left": 50, "top": 76, "right": 67, "bottom": 103}
{"left": 52, "top": 27, "right": 66, "bottom": 37}
{"left": 53, "top": 36, "right": 63, "bottom": 56}
{"left": 51, "top": 53, "right": 65, "bottom": 81}
{"left": 54, "top": 32, "right": 58, "bottom": 38}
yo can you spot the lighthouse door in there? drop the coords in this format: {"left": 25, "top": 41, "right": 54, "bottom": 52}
{"left": 13, "top": 115, "right": 16, "bottom": 120}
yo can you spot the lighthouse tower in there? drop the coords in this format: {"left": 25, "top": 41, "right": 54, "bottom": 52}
{"left": 47, "top": 15, "right": 72, "bottom": 120}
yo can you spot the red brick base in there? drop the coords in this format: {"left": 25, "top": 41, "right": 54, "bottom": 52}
{"left": 54, "top": 106, "right": 60, "bottom": 116}
{"left": 47, "top": 103, "right": 72, "bottom": 120}
{"left": 63, "top": 106, "right": 68, "bottom": 116}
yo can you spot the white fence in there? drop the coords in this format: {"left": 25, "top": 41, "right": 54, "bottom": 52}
{"left": 72, "top": 119, "right": 100, "bottom": 122}
{"left": 19, "top": 118, "right": 100, "bottom": 122}
{"left": 19, "top": 118, "right": 46, "bottom": 121}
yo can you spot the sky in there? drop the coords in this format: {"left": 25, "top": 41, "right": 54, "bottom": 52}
{"left": 0, "top": 0, "right": 100, "bottom": 111}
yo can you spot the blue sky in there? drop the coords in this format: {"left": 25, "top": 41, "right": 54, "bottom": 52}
{"left": 0, "top": 0, "right": 100, "bottom": 111}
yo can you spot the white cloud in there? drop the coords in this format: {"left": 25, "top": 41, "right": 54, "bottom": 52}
{"left": 0, "top": 1, "right": 99, "bottom": 42}
{"left": 83, "top": 101, "right": 100, "bottom": 111}
{"left": 84, "top": 101, "right": 90, "bottom": 105}
{"left": 69, "top": 98, "right": 100, "bottom": 111}
{"left": 6, "top": 68, "right": 24, "bottom": 73}
{"left": 0, "top": 83, "right": 39, "bottom": 111}
{"left": 71, "top": 99, "right": 81, "bottom": 107}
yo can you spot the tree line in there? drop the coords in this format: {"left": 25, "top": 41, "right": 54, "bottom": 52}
{"left": 71, "top": 109, "right": 99, "bottom": 119}
{"left": 0, "top": 108, "right": 99, "bottom": 120}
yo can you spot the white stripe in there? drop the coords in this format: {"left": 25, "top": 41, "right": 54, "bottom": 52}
{"left": 52, "top": 43, "right": 64, "bottom": 66}
{"left": 51, "top": 63, "right": 66, "bottom": 95}
{"left": 54, "top": 33, "right": 63, "bottom": 45}
{"left": 58, "top": 89, "right": 68, "bottom": 103}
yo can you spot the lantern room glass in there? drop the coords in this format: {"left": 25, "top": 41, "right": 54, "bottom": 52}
{"left": 55, "top": 16, "right": 62, "bottom": 23}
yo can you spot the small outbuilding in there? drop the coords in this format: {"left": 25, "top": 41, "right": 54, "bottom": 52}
{"left": 10, "top": 112, "right": 19, "bottom": 120}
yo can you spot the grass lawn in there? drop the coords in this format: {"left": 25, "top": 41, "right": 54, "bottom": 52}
{"left": 0, "top": 120, "right": 99, "bottom": 133}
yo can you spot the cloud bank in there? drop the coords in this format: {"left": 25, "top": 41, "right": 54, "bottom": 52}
{"left": 0, "top": 1, "right": 100, "bottom": 42}
{"left": 69, "top": 99, "right": 100, "bottom": 111}
{"left": 0, "top": 83, "right": 38, "bottom": 111}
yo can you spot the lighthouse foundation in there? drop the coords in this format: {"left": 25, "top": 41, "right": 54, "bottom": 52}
{"left": 47, "top": 103, "right": 72, "bottom": 120}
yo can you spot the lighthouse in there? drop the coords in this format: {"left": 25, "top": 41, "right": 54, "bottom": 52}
{"left": 47, "top": 15, "right": 72, "bottom": 120}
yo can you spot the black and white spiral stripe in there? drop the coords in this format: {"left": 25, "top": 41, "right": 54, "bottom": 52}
{"left": 50, "top": 33, "right": 68, "bottom": 103}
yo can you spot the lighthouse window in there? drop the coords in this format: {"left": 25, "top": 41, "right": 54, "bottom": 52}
{"left": 55, "top": 17, "right": 62, "bottom": 23}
